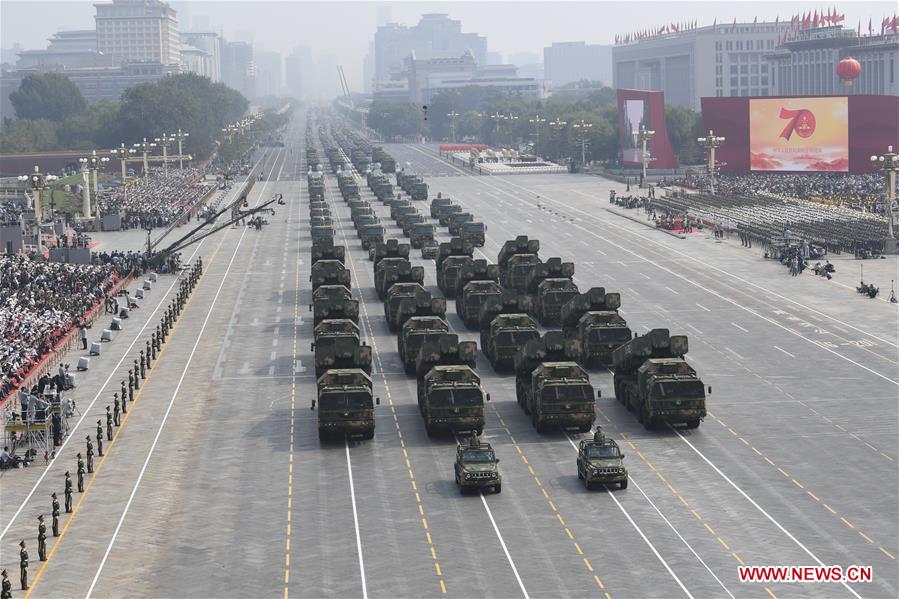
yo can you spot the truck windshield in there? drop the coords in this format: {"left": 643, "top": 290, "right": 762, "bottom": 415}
{"left": 462, "top": 450, "right": 495, "bottom": 463}
{"left": 586, "top": 445, "right": 620, "bottom": 459}
{"left": 413, "top": 225, "right": 433, "bottom": 234}
{"left": 431, "top": 388, "right": 484, "bottom": 407}
{"left": 496, "top": 331, "right": 539, "bottom": 345}
{"left": 320, "top": 392, "right": 372, "bottom": 410}
{"left": 541, "top": 385, "right": 594, "bottom": 402}
{"left": 462, "top": 223, "right": 484, "bottom": 232}
{"left": 653, "top": 381, "right": 705, "bottom": 398}
{"left": 588, "top": 327, "right": 632, "bottom": 343}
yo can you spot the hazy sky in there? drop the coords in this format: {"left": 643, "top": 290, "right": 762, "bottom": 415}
{"left": 2, "top": 0, "right": 896, "bottom": 89}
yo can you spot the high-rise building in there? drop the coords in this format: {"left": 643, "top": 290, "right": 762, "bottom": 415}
{"left": 613, "top": 21, "right": 790, "bottom": 110}
{"left": 363, "top": 41, "right": 375, "bottom": 93}
{"left": 255, "top": 50, "right": 283, "bottom": 98}
{"left": 222, "top": 41, "right": 255, "bottom": 99}
{"left": 374, "top": 13, "right": 487, "bottom": 82}
{"left": 544, "top": 42, "right": 612, "bottom": 88}
{"left": 94, "top": 0, "right": 181, "bottom": 67}
{"left": 487, "top": 51, "right": 504, "bottom": 65}
{"left": 285, "top": 45, "right": 313, "bottom": 99}
{"left": 767, "top": 26, "right": 899, "bottom": 96}
{"left": 181, "top": 32, "right": 222, "bottom": 82}
{"left": 508, "top": 51, "right": 539, "bottom": 66}
{"left": 15, "top": 31, "right": 111, "bottom": 70}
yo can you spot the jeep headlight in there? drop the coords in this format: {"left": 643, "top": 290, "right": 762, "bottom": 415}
{"left": 464, "top": 473, "right": 472, "bottom": 480}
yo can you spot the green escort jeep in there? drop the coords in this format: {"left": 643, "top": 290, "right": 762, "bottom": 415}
{"left": 577, "top": 428, "right": 628, "bottom": 490}
{"left": 454, "top": 436, "right": 501, "bottom": 494}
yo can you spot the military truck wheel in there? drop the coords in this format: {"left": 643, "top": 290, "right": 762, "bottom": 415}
{"left": 425, "top": 422, "right": 435, "bottom": 438}
{"left": 577, "top": 468, "right": 584, "bottom": 480}
{"left": 685, "top": 419, "right": 700, "bottom": 429}
{"left": 578, "top": 423, "right": 592, "bottom": 433}
{"left": 494, "top": 484, "right": 501, "bottom": 494}
{"left": 619, "top": 479, "right": 628, "bottom": 490}
{"left": 318, "top": 430, "right": 328, "bottom": 442}
{"left": 584, "top": 479, "right": 592, "bottom": 490}
{"left": 361, "top": 429, "right": 375, "bottom": 440}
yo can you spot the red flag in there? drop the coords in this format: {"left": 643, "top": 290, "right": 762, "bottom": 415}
{"left": 834, "top": 12, "right": 844, "bottom": 23}
{"left": 892, "top": 15, "right": 898, "bottom": 33}
{"left": 732, "top": 17, "right": 737, "bottom": 30}
{"left": 868, "top": 17, "right": 873, "bottom": 35}
{"left": 883, "top": 17, "right": 890, "bottom": 35}
{"left": 813, "top": 11, "right": 819, "bottom": 28}
{"left": 753, "top": 16, "right": 758, "bottom": 26}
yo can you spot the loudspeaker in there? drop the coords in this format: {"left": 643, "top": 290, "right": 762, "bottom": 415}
{"left": 110, "top": 318, "right": 122, "bottom": 331}
{"left": 90, "top": 342, "right": 101, "bottom": 356}
{"left": 77, "top": 357, "right": 90, "bottom": 371}
{"left": 135, "top": 289, "right": 144, "bottom": 299}
{"left": 149, "top": 272, "right": 158, "bottom": 282}
{"left": 101, "top": 329, "right": 113, "bottom": 342}
{"left": 143, "top": 280, "right": 152, "bottom": 290}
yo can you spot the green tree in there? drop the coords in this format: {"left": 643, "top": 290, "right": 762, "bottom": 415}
{"left": 9, "top": 73, "right": 87, "bottom": 121}
{"left": 665, "top": 104, "right": 703, "bottom": 165}
{"left": 0, "top": 118, "right": 59, "bottom": 152}
{"left": 368, "top": 101, "right": 423, "bottom": 139}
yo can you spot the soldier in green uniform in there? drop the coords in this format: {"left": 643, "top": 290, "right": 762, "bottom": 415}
{"left": 113, "top": 394, "right": 121, "bottom": 426}
{"left": 37, "top": 515, "right": 47, "bottom": 561}
{"left": 106, "top": 406, "right": 113, "bottom": 440}
{"left": 76, "top": 455, "right": 85, "bottom": 493}
{"left": 19, "top": 541, "right": 28, "bottom": 590}
{"left": 139, "top": 351, "right": 146, "bottom": 378}
{"left": 50, "top": 492, "right": 60, "bottom": 536}
{"left": 64, "top": 472, "right": 73, "bottom": 512}
{"left": 120, "top": 381, "right": 127, "bottom": 414}
{"left": 134, "top": 358, "right": 142, "bottom": 384}
{"left": 96, "top": 420, "right": 104, "bottom": 456}
{"left": 1, "top": 568, "right": 11, "bottom": 599}
{"left": 85, "top": 436, "right": 94, "bottom": 472}
{"left": 128, "top": 369, "right": 135, "bottom": 401}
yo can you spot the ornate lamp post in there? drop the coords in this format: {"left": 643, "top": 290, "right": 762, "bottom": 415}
{"left": 634, "top": 125, "right": 656, "bottom": 186}
{"left": 111, "top": 143, "right": 136, "bottom": 181}
{"left": 174, "top": 128, "right": 190, "bottom": 169}
{"left": 133, "top": 137, "right": 157, "bottom": 175}
{"left": 871, "top": 145, "right": 897, "bottom": 244}
{"left": 529, "top": 115, "right": 546, "bottom": 155}
{"left": 548, "top": 120, "right": 567, "bottom": 161}
{"left": 17, "top": 166, "right": 57, "bottom": 248}
{"left": 697, "top": 130, "right": 726, "bottom": 194}
{"left": 154, "top": 133, "right": 175, "bottom": 173}
{"left": 78, "top": 150, "right": 109, "bottom": 217}
{"left": 447, "top": 111, "right": 460, "bottom": 143}
{"left": 572, "top": 120, "right": 593, "bottom": 167}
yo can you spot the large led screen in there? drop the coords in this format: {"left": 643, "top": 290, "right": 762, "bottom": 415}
{"left": 749, "top": 97, "right": 849, "bottom": 172}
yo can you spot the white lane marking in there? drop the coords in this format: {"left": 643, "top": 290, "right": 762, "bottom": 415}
{"left": 84, "top": 147, "right": 284, "bottom": 597}
{"left": 595, "top": 248, "right": 607, "bottom": 256}
{"left": 480, "top": 492, "right": 530, "bottom": 599}
{"left": 730, "top": 322, "right": 749, "bottom": 333}
{"left": 640, "top": 273, "right": 651, "bottom": 279}
{"left": 672, "top": 429, "right": 863, "bottom": 599}
{"left": 579, "top": 240, "right": 589, "bottom": 246}
{"left": 346, "top": 437, "right": 368, "bottom": 599}
{"left": 664, "top": 286, "right": 679, "bottom": 295}
{"left": 0, "top": 229, "right": 207, "bottom": 541}
{"left": 774, "top": 346, "right": 795, "bottom": 358}
{"left": 695, "top": 303, "right": 711, "bottom": 312}
{"left": 725, "top": 347, "right": 745, "bottom": 360}
{"left": 563, "top": 434, "right": 695, "bottom": 598}
{"left": 687, "top": 324, "right": 704, "bottom": 336}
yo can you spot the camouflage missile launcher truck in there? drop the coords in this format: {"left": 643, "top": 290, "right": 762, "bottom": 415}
{"left": 454, "top": 436, "right": 501, "bottom": 493}
{"left": 460, "top": 221, "right": 486, "bottom": 247}
{"left": 481, "top": 311, "right": 540, "bottom": 372}
{"left": 395, "top": 290, "right": 446, "bottom": 334}
{"left": 313, "top": 369, "right": 379, "bottom": 441}
{"left": 371, "top": 239, "right": 410, "bottom": 273}
{"left": 454, "top": 260, "right": 501, "bottom": 329}
{"left": 514, "top": 332, "right": 596, "bottom": 433}
{"left": 438, "top": 204, "right": 464, "bottom": 227}
{"left": 577, "top": 429, "right": 627, "bottom": 490}
{"left": 384, "top": 283, "right": 427, "bottom": 332}
{"left": 358, "top": 224, "right": 385, "bottom": 251}
{"left": 307, "top": 173, "right": 325, "bottom": 201}
{"left": 310, "top": 259, "right": 350, "bottom": 292}
{"left": 310, "top": 224, "right": 334, "bottom": 243}
{"left": 611, "top": 329, "right": 708, "bottom": 429}
{"left": 525, "top": 257, "right": 579, "bottom": 326}
{"left": 398, "top": 316, "right": 450, "bottom": 374}
{"left": 447, "top": 212, "right": 474, "bottom": 236}
{"left": 375, "top": 259, "right": 423, "bottom": 300}
{"left": 436, "top": 237, "right": 475, "bottom": 298}
{"left": 311, "top": 320, "right": 372, "bottom": 378}
{"left": 312, "top": 285, "right": 359, "bottom": 327}
{"left": 561, "top": 288, "right": 631, "bottom": 368}
{"left": 430, "top": 194, "right": 453, "bottom": 218}
{"left": 415, "top": 335, "right": 484, "bottom": 436}
{"left": 497, "top": 236, "right": 541, "bottom": 292}
{"left": 310, "top": 240, "right": 345, "bottom": 266}
{"left": 372, "top": 147, "right": 396, "bottom": 173}
{"left": 409, "top": 222, "right": 436, "bottom": 249}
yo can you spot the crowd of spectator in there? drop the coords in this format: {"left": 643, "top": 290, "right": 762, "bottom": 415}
{"left": 671, "top": 172, "right": 897, "bottom": 211}
{"left": 98, "top": 167, "right": 210, "bottom": 230}
{"left": 1, "top": 256, "right": 131, "bottom": 403}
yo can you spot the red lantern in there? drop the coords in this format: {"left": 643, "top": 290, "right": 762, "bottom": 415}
{"left": 836, "top": 57, "right": 861, "bottom": 86}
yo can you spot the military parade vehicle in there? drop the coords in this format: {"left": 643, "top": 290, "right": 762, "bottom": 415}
{"left": 611, "top": 328, "right": 708, "bottom": 429}
{"left": 310, "top": 215, "right": 333, "bottom": 228}
{"left": 414, "top": 335, "right": 485, "bottom": 436}
{"left": 477, "top": 289, "right": 535, "bottom": 330}
{"left": 372, "top": 147, "right": 396, "bottom": 173}
{"left": 497, "top": 236, "right": 542, "bottom": 292}
{"left": 430, "top": 194, "right": 453, "bottom": 218}
{"left": 454, "top": 436, "right": 501, "bottom": 494}
{"left": 310, "top": 206, "right": 331, "bottom": 219}
{"left": 307, "top": 172, "right": 325, "bottom": 201}
{"left": 351, "top": 149, "right": 370, "bottom": 173}
{"left": 311, "top": 285, "right": 358, "bottom": 327}
{"left": 310, "top": 224, "right": 334, "bottom": 242}
{"left": 397, "top": 171, "right": 429, "bottom": 201}
{"left": 525, "top": 258, "right": 579, "bottom": 326}
{"left": 350, "top": 204, "right": 374, "bottom": 223}
{"left": 371, "top": 239, "right": 411, "bottom": 271}
{"left": 375, "top": 259, "right": 424, "bottom": 300}
{"left": 577, "top": 429, "right": 628, "bottom": 490}
{"left": 392, "top": 205, "right": 418, "bottom": 226}
{"left": 311, "top": 320, "right": 372, "bottom": 378}
{"left": 460, "top": 221, "right": 486, "bottom": 247}
{"left": 398, "top": 316, "right": 449, "bottom": 374}
{"left": 481, "top": 311, "right": 540, "bottom": 371}
{"left": 358, "top": 224, "right": 385, "bottom": 250}
{"left": 438, "top": 204, "right": 464, "bottom": 227}
{"left": 384, "top": 282, "right": 427, "bottom": 332}
{"left": 409, "top": 222, "right": 436, "bottom": 249}
{"left": 353, "top": 214, "right": 380, "bottom": 230}
{"left": 311, "top": 240, "right": 345, "bottom": 266}
{"left": 514, "top": 332, "right": 597, "bottom": 433}
{"left": 435, "top": 237, "right": 475, "bottom": 298}
{"left": 399, "top": 213, "right": 427, "bottom": 236}
{"left": 454, "top": 260, "right": 502, "bottom": 328}
{"left": 313, "top": 369, "right": 379, "bottom": 441}
{"left": 371, "top": 178, "right": 394, "bottom": 202}
{"left": 421, "top": 239, "right": 439, "bottom": 260}
{"left": 396, "top": 290, "right": 446, "bottom": 334}
{"left": 447, "top": 212, "right": 474, "bottom": 236}
{"left": 310, "top": 259, "right": 350, "bottom": 292}
{"left": 561, "top": 288, "right": 631, "bottom": 368}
